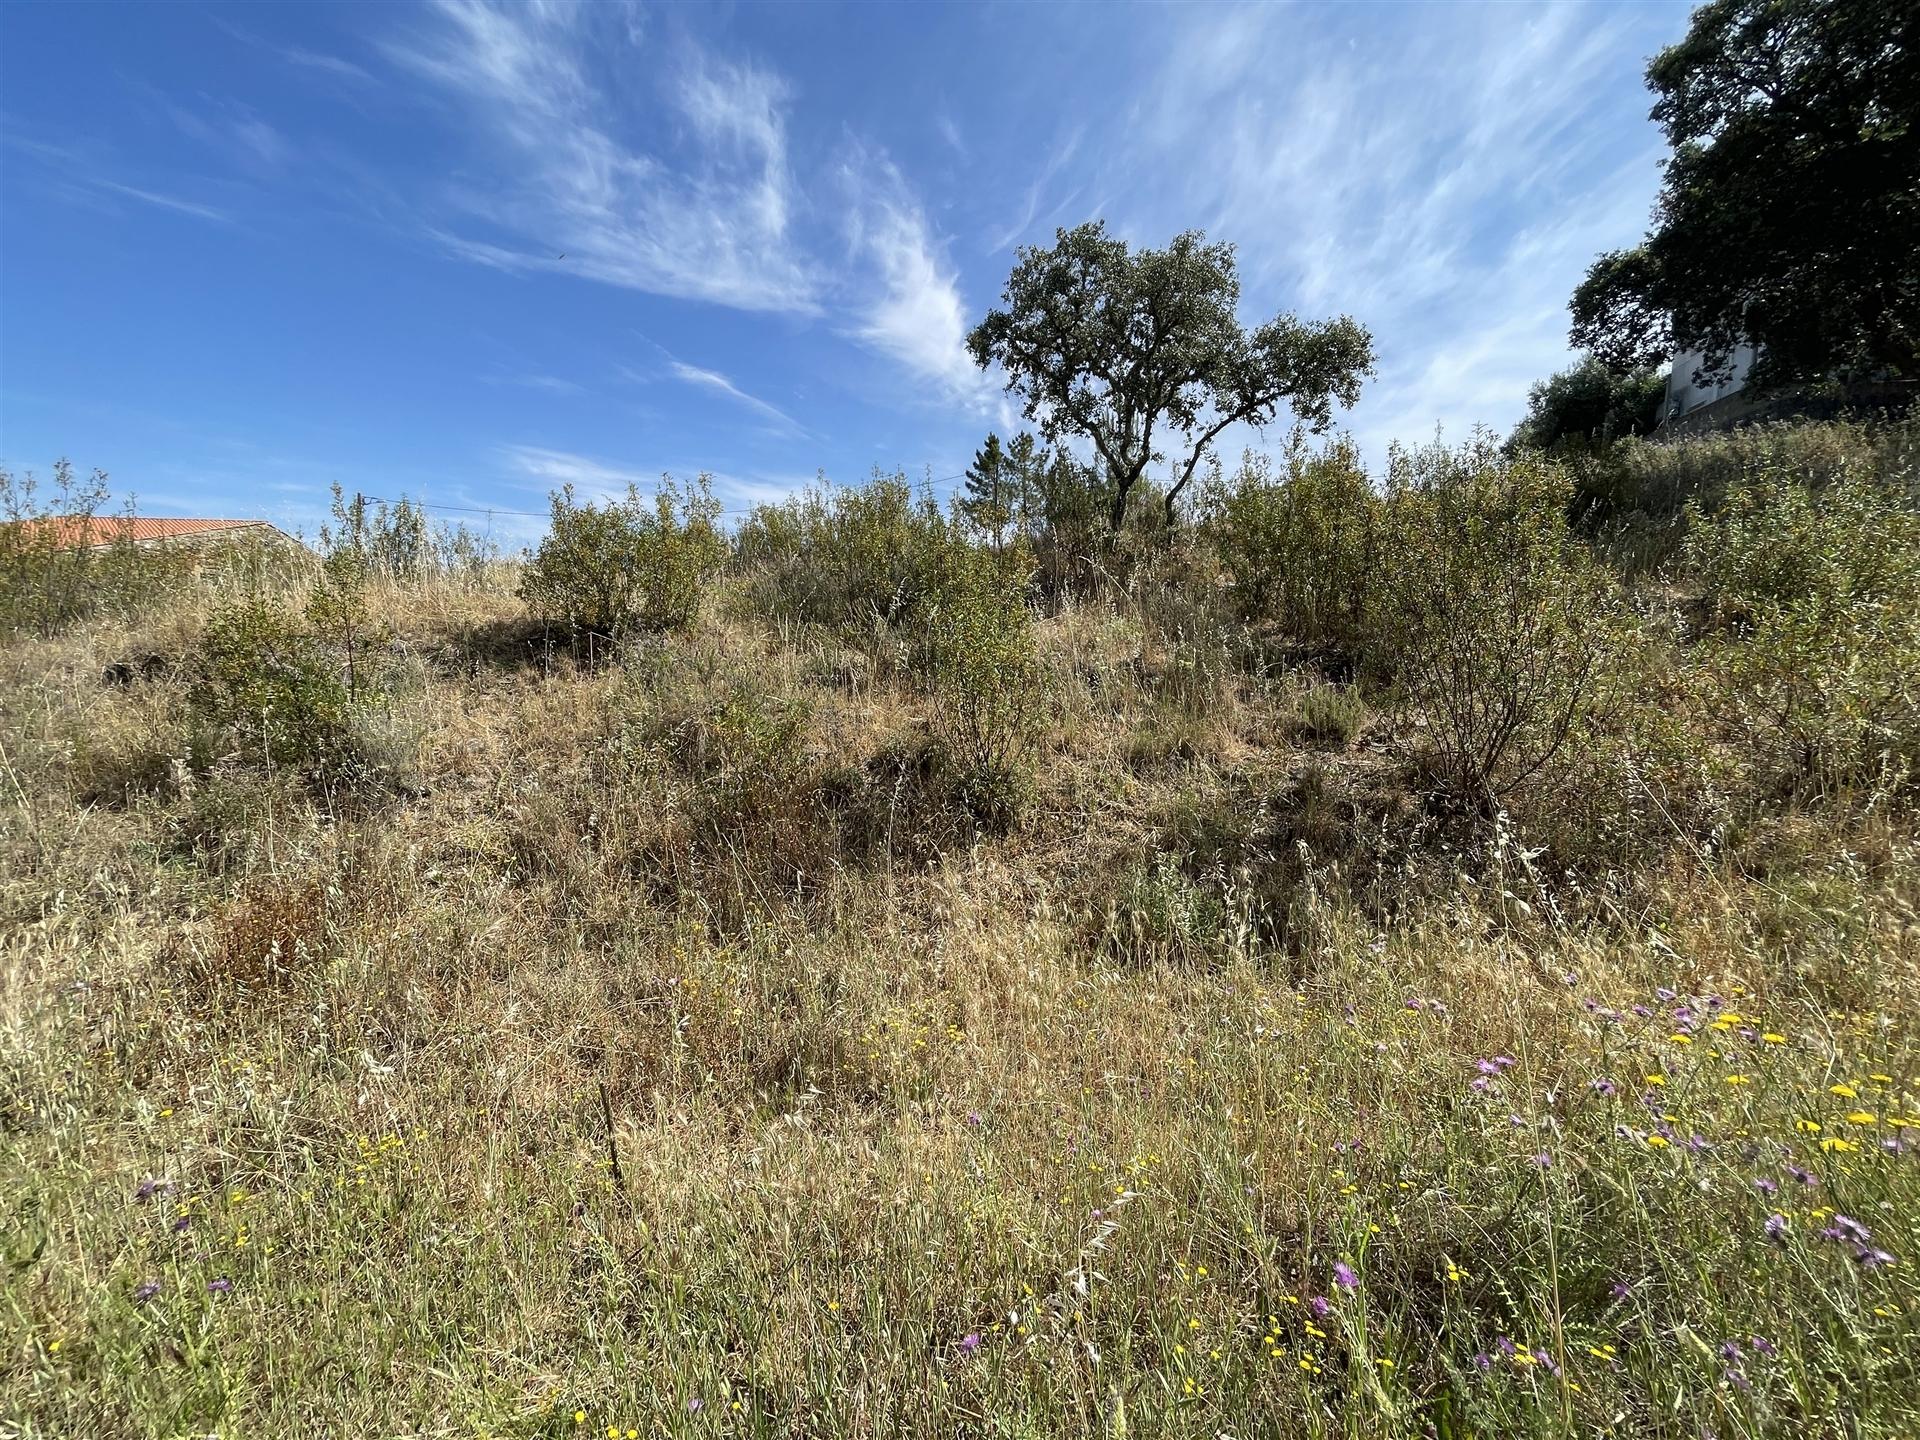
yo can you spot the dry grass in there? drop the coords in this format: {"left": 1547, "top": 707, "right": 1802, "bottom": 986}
{"left": 2, "top": 557, "right": 1916, "bottom": 1439}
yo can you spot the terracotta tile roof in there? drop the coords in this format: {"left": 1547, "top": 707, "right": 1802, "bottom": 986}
{"left": 5, "top": 516, "right": 281, "bottom": 548}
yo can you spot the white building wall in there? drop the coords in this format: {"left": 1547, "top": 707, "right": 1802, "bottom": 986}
{"left": 1666, "top": 342, "right": 1757, "bottom": 418}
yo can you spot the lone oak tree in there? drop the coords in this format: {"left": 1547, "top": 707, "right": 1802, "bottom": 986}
{"left": 966, "top": 223, "right": 1374, "bottom": 533}
{"left": 1571, "top": 0, "right": 1919, "bottom": 391}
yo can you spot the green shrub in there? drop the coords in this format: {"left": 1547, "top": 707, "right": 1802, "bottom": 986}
{"left": 0, "top": 460, "right": 193, "bottom": 637}
{"left": 1203, "top": 435, "right": 1380, "bottom": 651}
{"left": 1684, "top": 468, "right": 1920, "bottom": 796}
{"left": 735, "top": 469, "right": 968, "bottom": 631}
{"left": 1291, "top": 684, "right": 1368, "bottom": 748}
{"left": 1376, "top": 440, "right": 1619, "bottom": 811}
{"left": 1568, "top": 416, "right": 1917, "bottom": 529}
{"left": 920, "top": 560, "right": 1042, "bottom": 825}
{"left": 188, "top": 599, "right": 355, "bottom": 779}
{"left": 520, "top": 476, "right": 724, "bottom": 640}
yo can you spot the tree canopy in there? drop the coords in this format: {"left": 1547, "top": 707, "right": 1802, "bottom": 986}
{"left": 1508, "top": 356, "right": 1668, "bottom": 453}
{"left": 967, "top": 222, "right": 1374, "bottom": 532}
{"left": 1570, "top": 0, "right": 1919, "bottom": 391}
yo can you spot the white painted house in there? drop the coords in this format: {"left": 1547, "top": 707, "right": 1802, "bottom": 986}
{"left": 1664, "top": 342, "right": 1758, "bottom": 422}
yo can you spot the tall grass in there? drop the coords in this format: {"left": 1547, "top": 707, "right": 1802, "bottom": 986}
{"left": 2, "top": 427, "right": 1917, "bottom": 1437}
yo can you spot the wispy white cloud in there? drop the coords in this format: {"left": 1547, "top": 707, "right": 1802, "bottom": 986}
{"left": 666, "top": 361, "right": 803, "bottom": 433}
{"left": 841, "top": 150, "right": 984, "bottom": 403}
{"left": 503, "top": 444, "right": 656, "bottom": 499}
{"left": 96, "top": 180, "right": 232, "bottom": 223}
{"left": 211, "top": 17, "right": 375, "bottom": 85}
{"left": 985, "top": 126, "right": 1084, "bottom": 253}
{"left": 1105, "top": 3, "right": 1670, "bottom": 458}
{"left": 275, "top": 44, "right": 375, "bottom": 84}
{"left": 389, "top": 0, "right": 817, "bottom": 314}
{"left": 935, "top": 112, "right": 967, "bottom": 159}
{"left": 167, "top": 98, "right": 289, "bottom": 170}
{"left": 484, "top": 373, "right": 585, "bottom": 396}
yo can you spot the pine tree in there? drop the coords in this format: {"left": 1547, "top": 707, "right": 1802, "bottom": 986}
{"left": 1005, "top": 432, "right": 1041, "bottom": 542}
{"left": 958, "top": 433, "right": 1012, "bottom": 551}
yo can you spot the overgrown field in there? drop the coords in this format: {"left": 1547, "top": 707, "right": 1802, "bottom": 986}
{"left": 3, "top": 425, "right": 1918, "bottom": 1438}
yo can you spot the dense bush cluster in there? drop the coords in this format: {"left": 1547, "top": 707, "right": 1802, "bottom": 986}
{"left": 520, "top": 476, "right": 724, "bottom": 640}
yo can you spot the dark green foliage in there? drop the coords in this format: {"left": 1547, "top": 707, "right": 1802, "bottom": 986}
{"left": 1508, "top": 356, "right": 1667, "bottom": 456}
{"left": 968, "top": 221, "right": 1375, "bottom": 533}
{"left": 1570, "top": 0, "right": 1920, "bottom": 389}
{"left": 1203, "top": 436, "right": 1380, "bottom": 652}
{"left": 957, "top": 433, "right": 1014, "bottom": 550}
{"left": 520, "top": 476, "right": 724, "bottom": 639}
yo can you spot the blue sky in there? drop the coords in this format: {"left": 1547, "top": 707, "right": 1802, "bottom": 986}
{"left": 1, "top": 0, "right": 1687, "bottom": 541}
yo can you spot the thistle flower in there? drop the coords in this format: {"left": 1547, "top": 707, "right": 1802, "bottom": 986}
{"left": 1332, "top": 1262, "right": 1358, "bottom": 1291}
{"left": 1765, "top": 1213, "right": 1788, "bottom": 1242}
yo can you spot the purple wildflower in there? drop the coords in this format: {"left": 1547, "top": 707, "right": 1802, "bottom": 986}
{"left": 1753, "top": 1177, "right": 1778, "bottom": 1196}
{"left": 1832, "top": 1215, "right": 1873, "bottom": 1244}
{"left": 1856, "top": 1247, "right": 1897, "bottom": 1270}
{"left": 1472, "top": 1351, "right": 1492, "bottom": 1372}
{"left": 133, "top": 1279, "right": 160, "bottom": 1304}
{"left": 1533, "top": 1349, "right": 1561, "bottom": 1376}
{"left": 687, "top": 1399, "right": 703, "bottom": 1413}
{"left": 1309, "top": 1295, "right": 1331, "bottom": 1318}
{"left": 1493, "top": 1055, "right": 1516, "bottom": 1071}
{"left": 134, "top": 1177, "right": 170, "bottom": 1202}
{"left": 1718, "top": 1340, "right": 1741, "bottom": 1361}
{"left": 1609, "top": 1280, "right": 1633, "bottom": 1300}
{"left": 1656, "top": 987, "right": 1676, "bottom": 1002}
{"left": 1530, "top": 1152, "right": 1552, "bottom": 1168}
{"left": 1333, "top": 1261, "right": 1358, "bottom": 1291}
{"left": 1470, "top": 1076, "right": 1492, "bottom": 1094}
{"left": 959, "top": 1332, "right": 982, "bottom": 1353}
{"left": 171, "top": 1215, "right": 190, "bottom": 1233}
{"left": 1749, "top": 1337, "right": 1777, "bottom": 1357}
{"left": 1475, "top": 1058, "right": 1501, "bottom": 1077}
{"left": 1590, "top": 1078, "right": 1617, "bottom": 1097}
{"left": 1494, "top": 1336, "right": 1517, "bottom": 1358}
{"left": 1786, "top": 1163, "right": 1818, "bottom": 1186}
{"left": 1631, "top": 1004, "right": 1653, "bottom": 1018}
{"left": 965, "top": 1111, "right": 982, "bottom": 1127}
{"left": 207, "top": 1278, "right": 233, "bottom": 1295}
{"left": 1765, "top": 1213, "right": 1788, "bottom": 1242}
